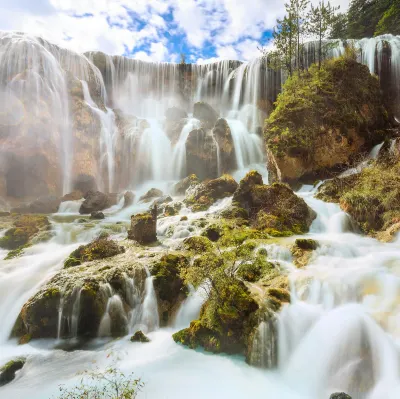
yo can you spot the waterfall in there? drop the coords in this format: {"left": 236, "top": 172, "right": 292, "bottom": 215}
{"left": 174, "top": 285, "right": 205, "bottom": 329}
{"left": 70, "top": 287, "right": 82, "bottom": 339}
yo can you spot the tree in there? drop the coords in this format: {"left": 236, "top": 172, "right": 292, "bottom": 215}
{"left": 330, "top": 13, "right": 348, "bottom": 39}
{"left": 374, "top": 0, "right": 400, "bottom": 36}
{"left": 308, "top": 1, "right": 339, "bottom": 69}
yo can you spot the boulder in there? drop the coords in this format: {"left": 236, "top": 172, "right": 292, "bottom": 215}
{"left": 73, "top": 174, "right": 97, "bottom": 196}
{"left": 151, "top": 195, "right": 173, "bottom": 207}
{"left": 174, "top": 174, "right": 199, "bottom": 195}
{"left": 185, "top": 129, "right": 218, "bottom": 180}
{"left": 79, "top": 191, "right": 110, "bottom": 214}
{"left": 233, "top": 171, "right": 316, "bottom": 235}
{"left": 64, "top": 237, "right": 125, "bottom": 268}
{"left": 184, "top": 175, "right": 238, "bottom": 212}
{"left": 90, "top": 211, "right": 105, "bottom": 220}
{"left": 150, "top": 254, "right": 188, "bottom": 325}
{"left": 128, "top": 208, "right": 157, "bottom": 244}
{"left": 0, "top": 358, "right": 25, "bottom": 387}
{"left": 193, "top": 102, "right": 219, "bottom": 129}
{"left": 213, "top": 118, "right": 236, "bottom": 172}
{"left": 265, "top": 56, "right": 389, "bottom": 184}
{"left": 139, "top": 188, "right": 163, "bottom": 203}
{"left": 130, "top": 330, "right": 150, "bottom": 343}
{"left": 11, "top": 195, "right": 61, "bottom": 214}
{"left": 123, "top": 191, "right": 135, "bottom": 208}
{"left": 61, "top": 191, "right": 83, "bottom": 202}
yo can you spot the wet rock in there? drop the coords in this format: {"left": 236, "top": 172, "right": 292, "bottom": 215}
{"left": 90, "top": 211, "right": 105, "bottom": 220}
{"left": 0, "top": 358, "right": 25, "bottom": 387}
{"left": 174, "top": 174, "right": 199, "bottom": 195}
{"left": 330, "top": 394, "right": 352, "bottom": 399}
{"left": 295, "top": 238, "right": 318, "bottom": 250}
{"left": 193, "top": 102, "right": 219, "bottom": 129}
{"left": 73, "top": 174, "right": 97, "bottom": 196}
{"left": 184, "top": 174, "right": 238, "bottom": 212}
{"left": 150, "top": 254, "right": 189, "bottom": 325}
{"left": 128, "top": 208, "right": 157, "bottom": 244}
{"left": 11, "top": 195, "right": 61, "bottom": 214}
{"left": 79, "top": 191, "right": 110, "bottom": 214}
{"left": 233, "top": 171, "right": 316, "bottom": 236}
{"left": 151, "top": 195, "right": 172, "bottom": 207}
{"left": 64, "top": 237, "right": 125, "bottom": 268}
{"left": 61, "top": 191, "right": 83, "bottom": 202}
{"left": 185, "top": 129, "right": 218, "bottom": 180}
{"left": 130, "top": 330, "right": 150, "bottom": 343}
{"left": 123, "top": 191, "right": 135, "bottom": 208}
{"left": 0, "top": 215, "right": 50, "bottom": 250}
{"left": 213, "top": 118, "right": 236, "bottom": 172}
{"left": 201, "top": 224, "right": 223, "bottom": 242}
{"left": 139, "top": 188, "right": 163, "bottom": 203}
{"left": 265, "top": 57, "right": 389, "bottom": 184}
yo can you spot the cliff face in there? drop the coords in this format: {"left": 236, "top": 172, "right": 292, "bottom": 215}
{"left": 264, "top": 54, "right": 390, "bottom": 184}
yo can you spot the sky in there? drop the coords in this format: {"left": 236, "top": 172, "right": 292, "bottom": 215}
{"left": 0, "top": 0, "right": 350, "bottom": 63}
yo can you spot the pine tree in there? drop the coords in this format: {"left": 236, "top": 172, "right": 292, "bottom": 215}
{"left": 308, "top": 0, "right": 339, "bottom": 69}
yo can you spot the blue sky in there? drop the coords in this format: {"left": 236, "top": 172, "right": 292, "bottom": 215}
{"left": 0, "top": 0, "right": 349, "bottom": 63}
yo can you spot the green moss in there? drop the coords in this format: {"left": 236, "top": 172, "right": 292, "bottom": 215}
{"left": 0, "top": 215, "right": 49, "bottom": 250}
{"left": 295, "top": 238, "right": 318, "bottom": 250}
{"left": 130, "top": 330, "right": 150, "bottom": 343}
{"left": 265, "top": 55, "right": 388, "bottom": 160}
{"left": 64, "top": 238, "right": 125, "bottom": 268}
{"left": 4, "top": 244, "right": 31, "bottom": 260}
{"left": 237, "top": 261, "right": 275, "bottom": 283}
{"left": 183, "top": 236, "right": 214, "bottom": 253}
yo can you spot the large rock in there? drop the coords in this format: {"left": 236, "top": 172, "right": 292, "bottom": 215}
{"left": 61, "top": 191, "right": 83, "bottom": 202}
{"left": 128, "top": 208, "right": 157, "bottom": 244}
{"left": 123, "top": 191, "right": 135, "bottom": 208}
{"left": 193, "top": 102, "right": 219, "bottom": 129}
{"left": 11, "top": 195, "right": 61, "bottom": 214}
{"left": 174, "top": 174, "right": 199, "bottom": 195}
{"left": 0, "top": 358, "right": 25, "bottom": 387}
{"left": 79, "top": 191, "right": 111, "bottom": 214}
{"left": 184, "top": 175, "right": 238, "bottom": 212}
{"left": 233, "top": 171, "right": 316, "bottom": 235}
{"left": 213, "top": 118, "right": 236, "bottom": 172}
{"left": 330, "top": 394, "right": 352, "bottom": 399}
{"left": 185, "top": 128, "right": 218, "bottom": 180}
{"left": 265, "top": 56, "right": 389, "bottom": 184}
{"left": 139, "top": 188, "right": 163, "bottom": 203}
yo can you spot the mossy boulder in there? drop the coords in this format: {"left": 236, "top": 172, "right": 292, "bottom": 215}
{"left": 0, "top": 358, "right": 25, "bottom": 386}
{"left": 265, "top": 55, "right": 389, "bottom": 184}
{"left": 150, "top": 254, "right": 189, "bottom": 325}
{"left": 174, "top": 174, "right": 199, "bottom": 195}
{"left": 316, "top": 159, "right": 400, "bottom": 236}
{"left": 0, "top": 215, "right": 50, "bottom": 251}
{"left": 184, "top": 174, "right": 238, "bottom": 212}
{"left": 130, "top": 330, "right": 150, "bottom": 343}
{"left": 201, "top": 224, "right": 223, "bottom": 242}
{"left": 173, "top": 279, "right": 258, "bottom": 354}
{"left": 233, "top": 171, "right": 316, "bottom": 236}
{"left": 64, "top": 237, "right": 125, "bottom": 268}
{"left": 295, "top": 238, "right": 318, "bottom": 250}
{"left": 128, "top": 209, "right": 157, "bottom": 244}
{"left": 183, "top": 236, "right": 214, "bottom": 253}
{"left": 237, "top": 261, "right": 276, "bottom": 283}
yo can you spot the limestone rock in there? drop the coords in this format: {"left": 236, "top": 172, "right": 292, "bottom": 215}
{"left": 79, "top": 191, "right": 111, "bottom": 214}
{"left": 61, "top": 191, "right": 83, "bottom": 202}
{"left": 11, "top": 195, "right": 61, "bottom": 214}
{"left": 91, "top": 211, "right": 105, "bottom": 220}
{"left": 72, "top": 174, "right": 98, "bottom": 196}
{"left": 174, "top": 174, "right": 199, "bottom": 195}
{"left": 123, "top": 191, "right": 135, "bottom": 208}
{"left": 213, "top": 118, "right": 236, "bottom": 172}
{"left": 193, "top": 102, "right": 219, "bottom": 129}
{"left": 128, "top": 208, "right": 157, "bottom": 244}
{"left": 139, "top": 188, "right": 163, "bottom": 203}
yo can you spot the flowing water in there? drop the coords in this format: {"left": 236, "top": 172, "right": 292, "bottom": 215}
{"left": 1, "top": 32, "right": 400, "bottom": 399}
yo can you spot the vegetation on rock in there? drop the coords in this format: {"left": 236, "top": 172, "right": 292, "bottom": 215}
{"left": 128, "top": 209, "right": 157, "bottom": 244}
{"left": 0, "top": 358, "right": 25, "bottom": 387}
{"left": 265, "top": 52, "right": 389, "bottom": 183}
{"left": 64, "top": 237, "right": 125, "bottom": 268}
{"left": 130, "top": 330, "right": 150, "bottom": 343}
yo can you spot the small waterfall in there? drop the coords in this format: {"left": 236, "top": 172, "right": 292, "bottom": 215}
{"left": 57, "top": 294, "right": 65, "bottom": 340}
{"left": 249, "top": 316, "right": 278, "bottom": 369}
{"left": 81, "top": 80, "right": 118, "bottom": 192}
{"left": 134, "top": 119, "right": 172, "bottom": 184}
{"left": 171, "top": 118, "right": 201, "bottom": 179}
{"left": 70, "top": 287, "right": 83, "bottom": 339}
{"left": 174, "top": 285, "right": 205, "bottom": 329}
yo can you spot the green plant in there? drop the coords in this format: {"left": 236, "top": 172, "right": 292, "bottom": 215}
{"left": 55, "top": 364, "right": 143, "bottom": 399}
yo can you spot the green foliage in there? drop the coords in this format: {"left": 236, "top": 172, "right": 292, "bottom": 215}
{"left": 374, "top": 0, "right": 400, "bottom": 36}
{"left": 265, "top": 54, "right": 386, "bottom": 160}
{"left": 55, "top": 364, "right": 143, "bottom": 399}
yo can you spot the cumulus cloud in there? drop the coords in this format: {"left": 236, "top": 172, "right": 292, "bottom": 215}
{"left": 0, "top": 0, "right": 351, "bottom": 62}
